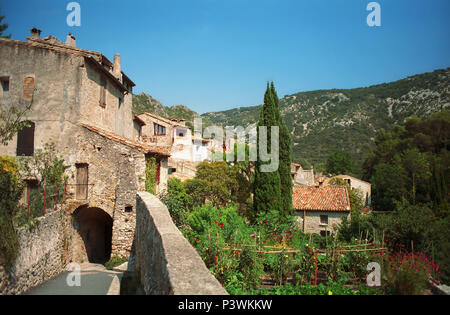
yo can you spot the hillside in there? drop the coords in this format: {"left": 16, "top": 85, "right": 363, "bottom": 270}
{"left": 202, "top": 68, "right": 450, "bottom": 169}
{"left": 132, "top": 93, "right": 203, "bottom": 129}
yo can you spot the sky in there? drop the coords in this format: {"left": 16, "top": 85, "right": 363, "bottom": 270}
{"left": 1, "top": 0, "right": 450, "bottom": 114}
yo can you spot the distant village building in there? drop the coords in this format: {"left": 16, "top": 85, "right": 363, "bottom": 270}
{"left": 292, "top": 185, "right": 351, "bottom": 235}
{"left": 291, "top": 163, "right": 315, "bottom": 186}
{"left": 324, "top": 175, "right": 372, "bottom": 206}
{"left": 0, "top": 29, "right": 170, "bottom": 262}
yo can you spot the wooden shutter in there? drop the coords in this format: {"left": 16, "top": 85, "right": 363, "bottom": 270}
{"left": 76, "top": 164, "right": 88, "bottom": 200}
{"left": 16, "top": 121, "right": 35, "bottom": 156}
{"left": 99, "top": 76, "right": 106, "bottom": 107}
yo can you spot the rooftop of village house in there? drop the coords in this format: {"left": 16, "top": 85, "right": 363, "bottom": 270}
{"left": 0, "top": 28, "right": 135, "bottom": 92}
{"left": 292, "top": 185, "right": 351, "bottom": 212}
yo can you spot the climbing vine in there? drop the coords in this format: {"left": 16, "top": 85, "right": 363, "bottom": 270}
{"left": 145, "top": 155, "right": 158, "bottom": 195}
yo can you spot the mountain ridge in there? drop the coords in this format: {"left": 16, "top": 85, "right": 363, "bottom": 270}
{"left": 133, "top": 68, "right": 450, "bottom": 169}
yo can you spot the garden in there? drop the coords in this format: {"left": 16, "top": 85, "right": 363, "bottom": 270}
{"left": 175, "top": 203, "right": 441, "bottom": 295}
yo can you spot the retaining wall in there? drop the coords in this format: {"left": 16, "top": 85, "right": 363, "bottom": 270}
{"left": 133, "top": 192, "right": 227, "bottom": 295}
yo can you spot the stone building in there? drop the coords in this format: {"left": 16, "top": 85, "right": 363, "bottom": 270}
{"left": 324, "top": 175, "right": 372, "bottom": 206}
{"left": 0, "top": 29, "right": 170, "bottom": 262}
{"left": 291, "top": 163, "right": 315, "bottom": 186}
{"left": 292, "top": 185, "right": 351, "bottom": 235}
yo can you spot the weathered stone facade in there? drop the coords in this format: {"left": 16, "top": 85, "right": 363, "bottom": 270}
{"left": 0, "top": 208, "right": 73, "bottom": 295}
{"left": 0, "top": 31, "right": 169, "bottom": 264}
{"left": 291, "top": 163, "right": 315, "bottom": 186}
{"left": 132, "top": 192, "right": 227, "bottom": 295}
{"left": 294, "top": 211, "right": 350, "bottom": 235}
{"left": 292, "top": 185, "right": 351, "bottom": 235}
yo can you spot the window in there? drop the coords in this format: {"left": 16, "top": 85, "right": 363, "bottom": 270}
{"left": 0, "top": 76, "right": 9, "bottom": 97}
{"left": 320, "top": 230, "right": 331, "bottom": 237}
{"left": 125, "top": 206, "right": 133, "bottom": 213}
{"left": 154, "top": 123, "right": 166, "bottom": 136}
{"left": 168, "top": 168, "right": 176, "bottom": 175}
{"left": 99, "top": 76, "right": 106, "bottom": 107}
{"left": 17, "top": 121, "right": 35, "bottom": 156}
{"left": 320, "top": 215, "right": 328, "bottom": 225}
{"left": 178, "top": 132, "right": 184, "bottom": 137}
{"left": 76, "top": 164, "right": 89, "bottom": 200}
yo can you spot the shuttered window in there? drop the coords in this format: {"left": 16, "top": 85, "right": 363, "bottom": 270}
{"left": 99, "top": 76, "right": 106, "bottom": 107}
{"left": 16, "top": 121, "right": 35, "bottom": 156}
{"left": 76, "top": 164, "right": 89, "bottom": 200}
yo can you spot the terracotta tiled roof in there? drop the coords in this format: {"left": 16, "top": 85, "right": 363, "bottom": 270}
{"left": 80, "top": 122, "right": 171, "bottom": 156}
{"left": 138, "top": 112, "right": 183, "bottom": 127}
{"left": 292, "top": 185, "right": 350, "bottom": 212}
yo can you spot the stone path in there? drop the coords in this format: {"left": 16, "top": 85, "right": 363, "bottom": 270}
{"left": 24, "top": 263, "right": 124, "bottom": 295}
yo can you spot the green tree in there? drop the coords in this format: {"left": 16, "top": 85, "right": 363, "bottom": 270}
{"left": 161, "top": 178, "right": 192, "bottom": 228}
{"left": 252, "top": 83, "right": 282, "bottom": 222}
{"left": 325, "top": 151, "right": 355, "bottom": 176}
{"left": 188, "top": 161, "right": 239, "bottom": 208}
{"left": 271, "top": 82, "right": 293, "bottom": 219}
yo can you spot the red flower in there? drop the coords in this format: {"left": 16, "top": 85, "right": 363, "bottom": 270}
{"left": 264, "top": 220, "right": 268, "bottom": 224}
{"left": 215, "top": 234, "right": 219, "bottom": 237}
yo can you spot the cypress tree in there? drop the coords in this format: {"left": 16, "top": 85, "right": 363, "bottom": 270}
{"left": 252, "top": 83, "right": 282, "bottom": 222}
{"left": 271, "top": 82, "right": 293, "bottom": 219}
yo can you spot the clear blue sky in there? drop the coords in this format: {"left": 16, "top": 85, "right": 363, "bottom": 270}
{"left": 2, "top": 0, "right": 449, "bottom": 114}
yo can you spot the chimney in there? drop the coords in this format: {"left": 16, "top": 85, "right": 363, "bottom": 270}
{"left": 113, "top": 54, "right": 122, "bottom": 81}
{"left": 30, "top": 28, "right": 42, "bottom": 40}
{"left": 65, "top": 33, "right": 76, "bottom": 47}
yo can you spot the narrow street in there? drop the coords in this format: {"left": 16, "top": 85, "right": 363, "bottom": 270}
{"left": 24, "top": 263, "right": 124, "bottom": 295}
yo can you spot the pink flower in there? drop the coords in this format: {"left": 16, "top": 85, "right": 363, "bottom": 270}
{"left": 251, "top": 234, "right": 255, "bottom": 238}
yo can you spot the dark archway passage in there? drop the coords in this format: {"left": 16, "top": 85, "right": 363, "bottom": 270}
{"left": 73, "top": 207, "right": 113, "bottom": 264}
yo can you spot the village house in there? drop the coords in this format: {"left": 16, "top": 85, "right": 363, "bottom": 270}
{"left": 0, "top": 29, "right": 170, "bottom": 263}
{"left": 135, "top": 112, "right": 224, "bottom": 181}
{"left": 324, "top": 175, "right": 372, "bottom": 206}
{"left": 292, "top": 185, "right": 351, "bottom": 235}
{"left": 291, "top": 162, "right": 315, "bottom": 186}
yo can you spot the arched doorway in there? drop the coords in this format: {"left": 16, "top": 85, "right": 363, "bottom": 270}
{"left": 73, "top": 207, "right": 113, "bottom": 264}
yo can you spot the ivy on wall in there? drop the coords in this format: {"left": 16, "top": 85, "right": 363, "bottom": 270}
{"left": 145, "top": 155, "right": 158, "bottom": 195}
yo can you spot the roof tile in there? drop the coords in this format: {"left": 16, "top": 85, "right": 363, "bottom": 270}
{"left": 292, "top": 185, "right": 350, "bottom": 212}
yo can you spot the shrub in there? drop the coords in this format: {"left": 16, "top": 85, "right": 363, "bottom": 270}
{"left": 161, "top": 178, "right": 191, "bottom": 228}
{"left": 381, "top": 250, "right": 440, "bottom": 295}
{"left": 0, "top": 156, "right": 23, "bottom": 268}
{"left": 105, "top": 255, "right": 128, "bottom": 270}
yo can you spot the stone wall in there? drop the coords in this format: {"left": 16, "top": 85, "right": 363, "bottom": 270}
{"left": 132, "top": 192, "right": 227, "bottom": 295}
{"left": 0, "top": 208, "right": 72, "bottom": 295}
{"left": 66, "top": 127, "right": 146, "bottom": 259}
{"left": 294, "top": 210, "right": 350, "bottom": 235}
